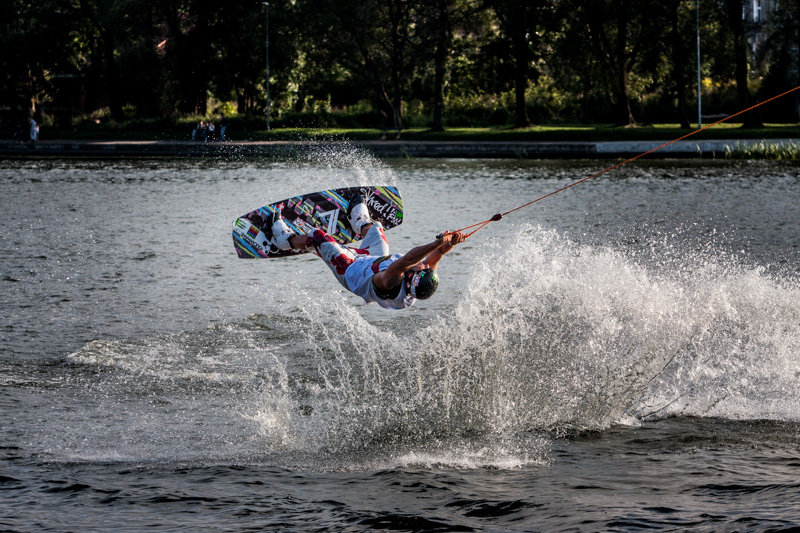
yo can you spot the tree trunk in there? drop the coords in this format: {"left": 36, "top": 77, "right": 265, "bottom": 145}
{"left": 492, "top": 1, "right": 532, "bottom": 128}
{"left": 431, "top": 0, "right": 448, "bottom": 132}
{"left": 513, "top": 32, "right": 532, "bottom": 128}
{"left": 669, "top": 0, "right": 691, "bottom": 128}
{"left": 388, "top": 0, "right": 405, "bottom": 129}
{"left": 341, "top": 0, "right": 408, "bottom": 131}
{"left": 352, "top": 36, "right": 400, "bottom": 130}
{"left": 100, "top": 29, "right": 124, "bottom": 121}
{"left": 727, "top": 0, "right": 762, "bottom": 127}
{"left": 581, "top": 0, "right": 636, "bottom": 126}
{"left": 237, "top": 91, "right": 247, "bottom": 115}
{"left": 612, "top": 0, "right": 635, "bottom": 126}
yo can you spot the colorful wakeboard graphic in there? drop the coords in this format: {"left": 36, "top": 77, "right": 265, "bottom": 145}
{"left": 232, "top": 186, "right": 403, "bottom": 258}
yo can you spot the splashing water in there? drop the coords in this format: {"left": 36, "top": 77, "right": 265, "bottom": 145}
{"left": 240, "top": 222, "right": 799, "bottom": 464}
{"left": 452, "top": 226, "right": 799, "bottom": 428}
{"left": 62, "top": 220, "right": 798, "bottom": 467}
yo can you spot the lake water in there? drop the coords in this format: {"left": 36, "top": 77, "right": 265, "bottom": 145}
{"left": 1, "top": 149, "right": 799, "bottom": 531}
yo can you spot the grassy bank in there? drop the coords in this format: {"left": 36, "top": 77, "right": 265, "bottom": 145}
{"left": 44, "top": 119, "right": 800, "bottom": 143}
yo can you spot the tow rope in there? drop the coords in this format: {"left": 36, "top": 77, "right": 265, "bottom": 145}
{"left": 445, "top": 84, "right": 800, "bottom": 239}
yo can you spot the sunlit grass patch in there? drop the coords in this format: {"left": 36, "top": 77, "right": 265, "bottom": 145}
{"left": 725, "top": 140, "right": 800, "bottom": 159}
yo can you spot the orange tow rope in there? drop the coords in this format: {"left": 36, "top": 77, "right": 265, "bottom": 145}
{"left": 447, "top": 85, "right": 800, "bottom": 239}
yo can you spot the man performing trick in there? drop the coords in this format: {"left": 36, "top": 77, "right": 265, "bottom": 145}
{"left": 264, "top": 195, "right": 466, "bottom": 309}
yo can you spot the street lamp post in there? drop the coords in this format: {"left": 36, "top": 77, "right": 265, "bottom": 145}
{"left": 263, "top": 2, "right": 270, "bottom": 131}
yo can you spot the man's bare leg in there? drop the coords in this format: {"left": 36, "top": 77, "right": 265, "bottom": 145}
{"left": 288, "top": 234, "right": 310, "bottom": 250}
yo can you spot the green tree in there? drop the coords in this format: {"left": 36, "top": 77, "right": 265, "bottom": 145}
{"left": 411, "top": 0, "right": 483, "bottom": 131}
{"left": 0, "top": 0, "right": 85, "bottom": 122}
{"left": 324, "top": 0, "right": 425, "bottom": 129}
{"left": 210, "top": 0, "right": 272, "bottom": 116}
{"left": 112, "top": 0, "right": 169, "bottom": 117}
{"left": 281, "top": 0, "right": 367, "bottom": 116}
{"left": 559, "top": 0, "right": 670, "bottom": 126}
{"left": 755, "top": 0, "right": 799, "bottom": 121}
{"left": 586, "top": 0, "right": 638, "bottom": 126}
{"left": 71, "top": 0, "right": 127, "bottom": 120}
{"left": 487, "top": 0, "right": 554, "bottom": 128}
{"left": 155, "top": 0, "right": 220, "bottom": 115}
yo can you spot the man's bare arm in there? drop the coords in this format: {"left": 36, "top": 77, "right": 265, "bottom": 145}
{"left": 373, "top": 232, "right": 465, "bottom": 291}
{"left": 423, "top": 232, "right": 466, "bottom": 270}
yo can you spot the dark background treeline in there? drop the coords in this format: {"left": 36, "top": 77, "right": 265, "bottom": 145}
{"left": 2, "top": 0, "right": 799, "bottom": 132}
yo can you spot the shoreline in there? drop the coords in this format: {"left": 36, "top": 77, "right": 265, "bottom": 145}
{"left": 2, "top": 138, "right": 799, "bottom": 159}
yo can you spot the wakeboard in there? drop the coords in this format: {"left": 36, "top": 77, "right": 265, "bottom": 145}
{"left": 232, "top": 185, "right": 403, "bottom": 258}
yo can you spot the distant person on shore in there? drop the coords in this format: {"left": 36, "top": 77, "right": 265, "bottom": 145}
{"left": 219, "top": 114, "right": 228, "bottom": 141}
{"left": 13, "top": 123, "right": 25, "bottom": 143}
{"left": 192, "top": 121, "right": 206, "bottom": 141}
{"left": 29, "top": 118, "right": 39, "bottom": 142}
{"left": 206, "top": 121, "right": 216, "bottom": 142}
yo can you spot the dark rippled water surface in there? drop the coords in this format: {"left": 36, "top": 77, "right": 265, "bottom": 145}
{"left": 1, "top": 153, "right": 799, "bottom": 531}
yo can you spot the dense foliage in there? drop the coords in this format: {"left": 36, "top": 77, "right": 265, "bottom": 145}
{"left": 2, "top": 0, "right": 799, "bottom": 130}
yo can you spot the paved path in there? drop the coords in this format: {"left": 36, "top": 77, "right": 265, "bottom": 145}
{"left": 1, "top": 138, "right": 798, "bottom": 159}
